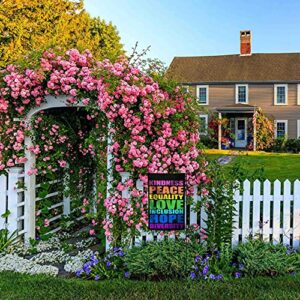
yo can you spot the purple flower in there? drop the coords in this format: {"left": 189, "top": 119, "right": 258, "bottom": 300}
{"left": 195, "top": 255, "right": 201, "bottom": 263}
{"left": 234, "top": 272, "right": 241, "bottom": 278}
{"left": 190, "top": 271, "right": 196, "bottom": 280}
{"left": 124, "top": 271, "right": 130, "bottom": 278}
{"left": 75, "top": 270, "right": 82, "bottom": 277}
{"left": 106, "top": 261, "right": 111, "bottom": 268}
{"left": 239, "top": 263, "right": 244, "bottom": 271}
{"left": 216, "top": 274, "right": 223, "bottom": 280}
{"left": 202, "top": 264, "right": 209, "bottom": 276}
{"left": 94, "top": 275, "right": 100, "bottom": 281}
{"left": 83, "top": 262, "right": 92, "bottom": 274}
{"left": 91, "top": 255, "right": 99, "bottom": 265}
{"left": 209, "top": 274, "right": 216, "bottom": 280}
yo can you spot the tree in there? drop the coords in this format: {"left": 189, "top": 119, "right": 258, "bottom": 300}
{"left": 0, "top": 0, "right": 123, "bottom": 67}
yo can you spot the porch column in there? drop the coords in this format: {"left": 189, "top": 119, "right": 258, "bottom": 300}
{"left": 253, "top": 111, "right": 257, "bottom": 151}
{"left": 218, "top": 112, "right": 222, "bottom": 150}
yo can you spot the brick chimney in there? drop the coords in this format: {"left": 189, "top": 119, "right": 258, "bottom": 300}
{"left": 240, "top": 30, "right": 251, "bottom": 56}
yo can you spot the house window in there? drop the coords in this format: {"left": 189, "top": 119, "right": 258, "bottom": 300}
{"left": 199, "top": 114, "right": 208, "bottom": 135}
{"left": 274, "top": 84, "right": 288, "bottom": 105}
{"left": 275, "top": 120, "right": 288, "bottom": 138}
{"left": 197, "top": 85, "right": 209, "bottom": 105}
{"left": 236, "top": 84, "right": 248, "bottom": 104}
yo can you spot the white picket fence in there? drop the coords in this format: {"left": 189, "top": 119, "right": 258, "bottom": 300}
{"left": 0, "top": 167, "right": 82, "bottom": 240}
{"left": 1, "top": 168, "right": 300, "bottom": 248}
{"left": 115, "top": 172, "right": 300, "bottom": 249}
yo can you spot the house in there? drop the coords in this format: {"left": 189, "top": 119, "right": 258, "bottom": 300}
{"left": 167, "top": 30, "right": 300, "bottom": 150}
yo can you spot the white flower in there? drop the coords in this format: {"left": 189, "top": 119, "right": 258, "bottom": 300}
{"left": 64, "top": 249, "right": 94, "bottom": 273}
{"left": 0, "top": 254, "right": 58, "bottom": 276}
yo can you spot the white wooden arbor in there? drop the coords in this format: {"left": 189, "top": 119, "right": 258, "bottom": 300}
{"left": 0, "top": 95, "right": 113, "bottom": 242}
{"left": 23, "top": 95, "right": 85, "bottom": 240}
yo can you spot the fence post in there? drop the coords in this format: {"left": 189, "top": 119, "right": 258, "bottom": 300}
{"left": 283, "top": 180, "right": 291, "bottom": 245}
{"left": 253, "top": 179, "right": 261, "bottom": 237}
{"left": 242, "top": 180, "right": 251, "bottom": 242}
{"left": 7, "top": 167, "right": 23, "bottom": 234}
{"left": 0, "top": 173, "right": 7, "bottom": 229}
{"left": 293, "top": 180, "right": 300, "bottom": 248}
{"left": 24, "top": 136, "right": 36, "bottom": 241}
{"left": 63, "top": 167, "right": 71, "bottom": 216}
{"left": 273, "top": 180, "right": 281, "bottom": 244}
{"left": 232, "top": 181, "right": 240, "bottom": 247}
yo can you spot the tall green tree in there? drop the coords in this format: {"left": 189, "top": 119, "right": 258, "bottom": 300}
{"left": 0, "top": 0, "right": 123, "bottom": 67}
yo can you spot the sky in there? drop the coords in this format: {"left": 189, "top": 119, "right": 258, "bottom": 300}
{"left": 84, "top": 0, "right": 300, "bottom": 66}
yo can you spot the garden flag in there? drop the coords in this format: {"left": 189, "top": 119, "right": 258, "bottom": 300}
{"left": 148, "top": 173, "right": 186, "bottom": 230}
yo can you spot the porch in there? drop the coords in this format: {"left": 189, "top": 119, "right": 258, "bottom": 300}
{"left": 216, "top": 104, "right": 257, "bottom": 151}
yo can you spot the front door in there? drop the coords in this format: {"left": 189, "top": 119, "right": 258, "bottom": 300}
{"left": 235, "top": 118, "right": 247, "bottom": 148}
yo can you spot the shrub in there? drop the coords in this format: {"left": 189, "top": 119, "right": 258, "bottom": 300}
{"left": 234, "top": 240, "right": 300, "bottom": 277}
{"left": 197, "top": 160, "right": 265, "bottom": 251}
{"left": 124, "top": 239, "right": 204, "bottom": 280}
{"left": 198, "top": 136, "right": 218, "bottom": 149}
{"left": 253, "top": 108, "right": 274, "bottom": 150}
{"left": 285, "top": 139, "right": 300, "bottom": 153}
{"left": 268, "top": 138, "right": 300, "bottom": 153}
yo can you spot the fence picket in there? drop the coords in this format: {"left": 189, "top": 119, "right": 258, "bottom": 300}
{"left": 293, "top": 180, "right": 300, "bottom": 248}
{"left": 7, "top": 168, "right": 23, "bottom": 233}
{"left": 190, "top": 186, "right": 198, "bottom": 225}
{"left": 283, "top": 180, "right": 291, "bottom": 245}
{"left": 0, "top": 174, "right": 7, "bottom": 226}
{"left": 262, "top": 180, "right": 271, "bottom": 242}
{"left": 253, "top": 180, "right": 261, "bottom": 237}
{"left": 273, "top": 180, "right": 281, "bottom": 244}
{"left": 232, "top": 181, "right": 240, "bottom": 246}
{"left": 242, "top": 180, "right": 251, "bottom": 242}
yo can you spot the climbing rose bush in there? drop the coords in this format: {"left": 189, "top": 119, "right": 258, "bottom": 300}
{"left": 0, "top": 49, "right": 207, "bottom": 246}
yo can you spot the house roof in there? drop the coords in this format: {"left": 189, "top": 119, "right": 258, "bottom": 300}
{"left": 216, "top": 104, "right": 257, "bottom": 114}
{"left": 167, "top": 53, "right": 300, "bottom": 83}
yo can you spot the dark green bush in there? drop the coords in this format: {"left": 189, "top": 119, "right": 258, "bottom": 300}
{"left": 235, "top": 240, "right": 300, "bottom": 277}
{"left": 125, "top": 239, "right": 204, "bottom": 280}
{"left": 269, "top": 137, "right": 286, "bottom": 152}
{"left": 268, "top": 138, "right": 300, "bottom": 153}
{"left": 198, "top": 136, "right": 217, "bottom": 149}
{"left": 285, "top": 139, "right": 300, "bottom": 153}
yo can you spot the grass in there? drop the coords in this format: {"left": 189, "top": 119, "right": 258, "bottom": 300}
{"left": 203, "top": 149, "right": 300, "bottom": 181}
{"left": 1, "top": 272, "right": 300, "bottom": 300}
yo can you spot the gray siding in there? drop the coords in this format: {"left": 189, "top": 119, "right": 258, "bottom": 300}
{"left": 191, "top": 84, "right": 300, "bottom": 139}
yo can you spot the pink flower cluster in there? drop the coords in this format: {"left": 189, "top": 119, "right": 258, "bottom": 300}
{"left": 0, "top": 49, "right": 208, "bottom": 244}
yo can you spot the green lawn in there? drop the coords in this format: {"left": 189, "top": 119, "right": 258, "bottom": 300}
{"left": 204, "top": 150, "right": 300, "bottom": 181}
{"left": 1, "top": 272, "right": 300, "bottom": 300}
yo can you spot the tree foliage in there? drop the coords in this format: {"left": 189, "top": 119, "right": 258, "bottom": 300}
{"left": 0, "top": 0, "right": 123, "bottom": 67}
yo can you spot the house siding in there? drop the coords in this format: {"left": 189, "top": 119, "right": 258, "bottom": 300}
{"left": 193, "top": 83, "right": 300, "bottom": 139}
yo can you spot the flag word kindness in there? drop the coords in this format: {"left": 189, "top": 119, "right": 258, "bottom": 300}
{"left": 148, "top": 173, "right": 186, "bottom": 230}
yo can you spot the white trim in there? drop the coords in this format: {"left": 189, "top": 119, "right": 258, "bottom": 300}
{"left": 274, "top": 120, "right": 288, "bottom": 138}
{"left": 298, "top": 120, "right": 300, "bottom": 138}
{"left": 274, "top": 84, "right": 288, "bottom": 105}
{"left": 199, "top": 114, "right": 208, "bottom": 135}
{"left": 235, "top": 84, "right": 248, "bottom": 104}
{"left": 196, "top": 85, "right": 209, "bottom": 105}
{"left": 297, "top": 84, "right": 300, "bottom": 105}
